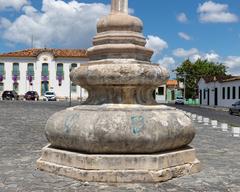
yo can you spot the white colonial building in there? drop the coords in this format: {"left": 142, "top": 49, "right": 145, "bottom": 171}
{"left": 198, "top": 76, "right": 240, "bottom": 107}
{"left": 0, "top": 48, "right": 89, "bottom": 100}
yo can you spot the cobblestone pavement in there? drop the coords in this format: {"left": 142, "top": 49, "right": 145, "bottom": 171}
{"left": 0, "top": 101, "right": 240, "bottom": 192}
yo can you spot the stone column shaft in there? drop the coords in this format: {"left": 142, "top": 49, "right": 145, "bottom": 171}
{"left": 111, "top": 0, "right": 128, "bottom": 14}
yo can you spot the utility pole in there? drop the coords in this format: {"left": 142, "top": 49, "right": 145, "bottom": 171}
{"left": 69, "top": 67, "right": 72, "bottom": 107}
{"left": 172, "top": 70, "right": 187, "bottom": 101}
{"left": 183, "top": 73, "right": 186, "bottom": 101}
{"left": 31, "top": 35, "right": 34, "bottom": 48}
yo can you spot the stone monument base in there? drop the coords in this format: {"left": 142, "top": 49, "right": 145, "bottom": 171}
{"left": 37, "top": 145, "right": 201, "bottom": 183}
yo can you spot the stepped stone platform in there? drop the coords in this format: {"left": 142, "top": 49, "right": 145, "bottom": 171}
{"left": 37, "top": 145, "right": 200, "bottom": 183}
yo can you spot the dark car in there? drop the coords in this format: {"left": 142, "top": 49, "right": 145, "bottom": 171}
{"left": 229, "top": 101, "right": 240, "bottom": 115}
{"left": 24, "top": 91, "right": 39, "bottom": 101}
{"left": 2, "top": 90, "right": 19, "bottom": 100}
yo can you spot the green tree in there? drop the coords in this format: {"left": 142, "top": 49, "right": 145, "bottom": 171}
{"left": 175, "top": 59, "right": 227, "bottom": 99}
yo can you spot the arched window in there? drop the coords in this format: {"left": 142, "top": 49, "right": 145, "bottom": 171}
{"left": 222, "top": 87, "right": 225, "bottom": 99}
{"left": 0, "top": 82, "right": 4, "bottom": 91}
{"left": 27, "top": 63, "right": 34, "bottom": 76}
{"left": 70, "top": 63, "right": 77, "bottom": 71}
{"left": 227, "top": 87, "right": 231, "bottom": 99}
{"left": 239, "top": 87, "right": 240, "bottom": 99}
{"left": 0, "top": 63, "right": 4, "bottom": 80}
{"left": 42, "top": 63, "right": 49, "bottom": 77}
{"left": 12, "top": 63, "right": 20, "bottom": 76}
{"left": 233, "top": 86, "right": 236, "bottom": 99}
{"left": 57, "top": 63, "right": 64, "bottom": 76}
{"left": 56, "top": 63, "right": 64, "bottom": 86}
{"left": 70, "top": 63, "right": 78, "bottom": 91}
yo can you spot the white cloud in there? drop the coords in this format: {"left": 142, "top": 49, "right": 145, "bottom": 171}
{"left": 0, "top": 18, "right": 12, "bottom": 29}
{"left": 198, "top": 1, "right": 238, "bottom": 23}
{"left": 158, "top": 57, "right": 175, "bottom": 69}
{"left": 173, "top": 48, "right": 199, "bottom": 58}
{"left": 190, "top": 54, "right": 202, "bottom": 62}
{"left": 146, "top": 35, "right": 168, "bottom": 56}
{"left": 2, "top": 0, "right": 110, "bottom": 48}
{"left": 0, "top": 0, "right": 28, "bottom": 11}
{"left": 178, "top": 32, "right": 191, "bottom": 41}
{"left": 177, "top": 13, "right": 188, "bottom": 23}
{"left": 204, "top": 52, "right": 220, "bottom": 62}
{"left": 224, "top": 56, "right": 240, "bottom": 75}
{"left": 190, "top": 52, "right": 220, "bottom": 62}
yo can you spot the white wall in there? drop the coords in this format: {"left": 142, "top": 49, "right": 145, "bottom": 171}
{"left": 198, "top": 78, "right": 240, "bottom": 107}
{"left": 155, "top": 85, "right": 166, "bottom": 103}
{"left": 0, "top": 52, "right": 89, "bottom": 100}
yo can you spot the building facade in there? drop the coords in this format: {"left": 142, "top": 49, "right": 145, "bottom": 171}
{"left": 155, "top": 80, "right": 183, "bottom": 103}
{"left": 198, "top": 76, "right": 240, "bottom": 107}
{"left": 0, "top": 48, "right": 89, "bottom": 100}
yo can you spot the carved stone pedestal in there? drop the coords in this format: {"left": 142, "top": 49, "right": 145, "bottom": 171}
{"left": 37, "top": 0, "right": 201, "bottom": 183}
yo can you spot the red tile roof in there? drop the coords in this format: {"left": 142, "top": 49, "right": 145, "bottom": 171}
{"left": 0, "top": 48, "right": 87, "bottom": 58}
{"left": 166, "top": 80, "right": 178, "bottom": 86}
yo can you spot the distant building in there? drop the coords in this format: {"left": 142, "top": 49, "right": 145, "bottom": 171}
{"left": 198, "top": 76, "right": 240, "bottom": 107}
{"left": 0, "top": 48, "right": 89, "bottom": 100}
{"left": 155, "top": 80, "right": 183, "bottom": 103}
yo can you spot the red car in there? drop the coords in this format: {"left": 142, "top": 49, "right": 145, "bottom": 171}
{"left": 24, "top": 91, "right": 39, "bottom": 101}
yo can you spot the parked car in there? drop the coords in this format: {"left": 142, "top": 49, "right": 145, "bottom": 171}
{"left": 24, "top": 91, "right": 39, "bottom": 101}
{"left": 43, "top": 91, "right": 57, "bottom": 101}
{"left": 175, "top": 96, "right": 185, "bottom": 105}
{"left": 229, "top": 101, "right": 240, "bottom": 115}
{"left": 2, "top": 90, "right": 19, "bottom": 100}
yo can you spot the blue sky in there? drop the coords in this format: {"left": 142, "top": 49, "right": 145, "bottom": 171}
{"left": 0, "top": 0, "right": 240, "bottom": 75}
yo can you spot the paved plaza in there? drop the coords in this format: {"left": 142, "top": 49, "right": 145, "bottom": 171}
{"left": 0, "top": 101, "right": 240, "bottom": 192}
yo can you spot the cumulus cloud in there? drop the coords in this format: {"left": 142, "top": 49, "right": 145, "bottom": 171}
{"left": 0, "top": 18, "right": 12, "bottom": 29}
{"left": 177, "top": 13, "right": 188, "bottom": 23}
{"left": 158, "top": 57, "right": 175, "bottom": 70}
{"left": 224, "top": 56, "right": 240, "bottom": 75}
{"left": 146, "top": 35, "right": 168, "bottom": 56}
{"left": 178, "top": 32, "right": 191, "bottom": 41}
{"left": 173, "top": 48, "right": 199, "bottom": 58}
{"left": 190, "top": 54, "right": 202, "bottom": 62}
{"left": 0, "top": 0, "right": 28, "bottom": 11}
{"left": 204, "top": 52, "right": 220, "bottom": 62}
{"left": 198, "top": 1, "right": 238, "bottom": 23}
{"left": 2, "top": 0, "right": 110, "bottom": 48}
{"left": 190, "top": 52, "right": 220, "bottom": 62}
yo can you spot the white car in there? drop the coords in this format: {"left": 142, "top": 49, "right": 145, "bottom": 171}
{"left": 43, "top": 91, "right": 57, "bottom": 101}
{"left": 175, "top": 96, "right": 184, "bottom": 105}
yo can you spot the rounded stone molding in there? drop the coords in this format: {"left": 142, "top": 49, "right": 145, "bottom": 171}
{"left": 71, "top": 63, "right": 169, "bottom": 86}
{"left": 93, "top": 31, "right": 147, "bottom": 47}
{"left": 70, "top": 63, "right": 169, "bottom": 104}
{"left": 45, "top": 104, "right": 195, "bottom": 154}
{"left": 87, "top": 44, "right": 153, "bottom": 61}
{"left": 97, "top": 13, "right": 143, "bottom": 33}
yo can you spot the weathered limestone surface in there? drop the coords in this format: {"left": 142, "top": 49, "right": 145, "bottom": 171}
{"left": 45, "top": 105, "right": 195, "bottom": 154}
{"left": 37, "top": 145, "right": 200, "bottom": 183}
{"left": 111, "top": 0, "right": 128, "bottom": 14}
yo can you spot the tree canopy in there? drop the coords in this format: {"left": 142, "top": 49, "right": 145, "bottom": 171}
{"left": 175, "top": 59, "right": 227, "bottom": 99}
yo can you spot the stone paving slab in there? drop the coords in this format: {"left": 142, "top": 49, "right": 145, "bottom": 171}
{"left": 0, "top": 101, "right": 240, "bottom": 192}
